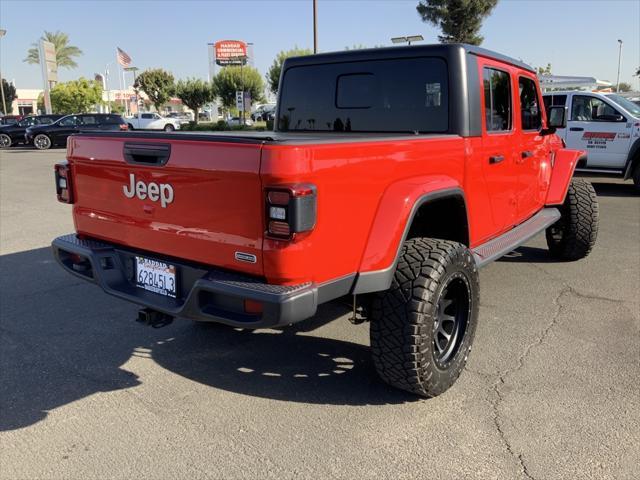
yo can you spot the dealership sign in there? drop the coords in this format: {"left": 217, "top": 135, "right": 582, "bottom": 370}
{"left": 214, "top": 40, "right": 247, "bottom": 66}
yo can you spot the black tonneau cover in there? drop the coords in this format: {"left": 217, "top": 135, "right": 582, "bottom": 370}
{"left": 75, "top": 130, "right": 459, "bottom": 146}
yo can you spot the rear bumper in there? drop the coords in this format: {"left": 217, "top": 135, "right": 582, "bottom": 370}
{"left": 51, "top": 234, "right": 347, "bottom": 328}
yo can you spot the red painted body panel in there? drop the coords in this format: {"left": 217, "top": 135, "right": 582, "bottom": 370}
{"left": 64, "top": 56, "right": 576, "bottom": 289}
{"left": 260, "top": 136, "right": 466, "bottom": 284}
{"left": 67, "top": 135, "right": 265, "bottom": 277}
{"left": 545, "top": 148, "right": 584, "bottom": 205}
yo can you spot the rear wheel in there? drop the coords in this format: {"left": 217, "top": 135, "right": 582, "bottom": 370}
{"left": 370, "top": 238, "right": 479, "bottom": 397}
{"left": 33, "top": 134, "right": 52, "bottom": 150}
{"left": 0, "top": 133, "right": 11, "bottom": 148}
{"left": 546, "top": 179, "right": 599, "bottom": 260}
{"left": 164, "top": 124, "right": 175, "bottom": 132}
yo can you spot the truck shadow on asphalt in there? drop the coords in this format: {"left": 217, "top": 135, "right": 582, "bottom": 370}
{"left": 1, "top": 248, "right": 413, "bottom": 431}
{"left": 589, "top": 181, "right": 639, "bottom": 198}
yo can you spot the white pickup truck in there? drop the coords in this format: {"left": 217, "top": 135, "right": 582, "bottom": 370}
{"left": 543, "top": 91, "right": 640, "bottom": 190}
{"left": 125, "top": 112, "right": 182, "bottom": 131}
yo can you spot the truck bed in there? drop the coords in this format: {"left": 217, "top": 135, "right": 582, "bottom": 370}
{"left": 76, "top": 130, "right": 458, "bottom": 145}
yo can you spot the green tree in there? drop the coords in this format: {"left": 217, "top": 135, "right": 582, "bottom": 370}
{"left": 1, "top": 79, "right": 17, "bottom": 114}
{"left": 175, "top": 78, "right": 215, "bottom": 124}
{"left": 616, "top": 82, "right": 632, "bottom": 93}
{"left": 537, "top": 63, "right": 552, "bottom": 75}
{"left": 266, "top": 48, "right": 313, "bottom": 94}
{"left": 134, "top": 69, "right": 175, "bottom": 113}
{"left": 106, "top": 101, "right": 125, "bottom": 115}
{"left": 417, "top": 0, "right": 499, "bottom": 45}
{"left": 24, "top": 31, "right": 83, "bottom": 69}
{"left": 49, "top": 78, "right": 103, "bottom": 114}
{"left": 213, "top": 65, "right": 265, "bottom": 109}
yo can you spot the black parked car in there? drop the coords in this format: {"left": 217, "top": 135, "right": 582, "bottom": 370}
{"left": 25, "top": 114, "right": 128, "bottom": 150}
{"left": 0, "top": 115, "right": 64, "bottom": 148}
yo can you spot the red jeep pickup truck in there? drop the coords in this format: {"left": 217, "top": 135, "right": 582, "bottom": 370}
{"left": 52, "top": 44, "right": 598, "bottom": 397}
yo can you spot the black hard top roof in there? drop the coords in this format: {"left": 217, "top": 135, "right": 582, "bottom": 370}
{"left": 283, "top": 43, "right": 535, "bottom": 73}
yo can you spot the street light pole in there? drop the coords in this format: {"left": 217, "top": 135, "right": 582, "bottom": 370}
{"left": 313, "top": 0, "right": 318, "bottom": 53}
{"left": 0, "top": 29, "right": 7, "bottom": 115}
{"left": 615, "top": 39, "right": 623, "bottom": 92}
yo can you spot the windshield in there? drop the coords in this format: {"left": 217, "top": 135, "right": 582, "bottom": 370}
{"left": 278, "top": 57, "right": 449, "bottom": 133}
{"left": 605, "top": 94, "right": 640, "bottom": 117}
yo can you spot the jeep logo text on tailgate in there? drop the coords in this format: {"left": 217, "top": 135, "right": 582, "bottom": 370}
{"left": 123, "top": 173, "right": 174, "bottom": 208}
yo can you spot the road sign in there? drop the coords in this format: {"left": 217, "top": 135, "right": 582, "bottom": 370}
{"left": 236, "top": 91, "right": 244, "bottom": 110}
{"left": 215, "top": 40, "right": 247, "bottom": 66}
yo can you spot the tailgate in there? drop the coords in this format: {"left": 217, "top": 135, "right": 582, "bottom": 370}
{"left": 67, "top": 135, "right": 265, "bottom": 276}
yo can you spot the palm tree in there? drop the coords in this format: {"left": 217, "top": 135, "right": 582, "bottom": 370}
{"left": 24, "top": 31, "right": 83, "bottom": 69}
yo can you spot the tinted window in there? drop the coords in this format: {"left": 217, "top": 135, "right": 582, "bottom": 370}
{"left": 483, "top": 68, "right": 512, "bottom": 132}
{"left": 519, "top": 77, "right": 541, "bottom": 130}
{"left": 278, "top": 57, "right": 448, "bottom": 133}
{"left": 100, "top": 115, "right": 124, "bottom": 125}
{"left": 141, "top": 113, "right": 153, "bottom": 119}
{"left": 80, "top": 116, "right": 98, "bottom": 125}
{"left": 38, "top": 117, "right": 56, "bottom": 125}
{"left": 59, "top": 116, "right": 79, "bottom": 127}
{"left": 18, "top": 118, "right": 36, "bottom": 127}
{"left": 571, "top": 96, "right": 621, "bottom": 121}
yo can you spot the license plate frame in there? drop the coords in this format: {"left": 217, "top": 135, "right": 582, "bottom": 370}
{"left": 135, "top": 256, "right": 177, "bottom": 298}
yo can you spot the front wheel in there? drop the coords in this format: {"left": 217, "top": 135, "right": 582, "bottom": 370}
{"left": 370, "top": 238, "right": 479, "bottom": 397}
{"left": 0, "top": 133, "right": 12, "bottom": 148}
{"left": 127, "top": 123, "right": 135, "bottom": 130}
{"left": 546, "top": 179, "right": 599, "bottom": 260}
{"left": 163, "top": 124, "right": 175, "bottom": 132}
{"left": 33, "top": 134, "right": 52, "bottom": 150}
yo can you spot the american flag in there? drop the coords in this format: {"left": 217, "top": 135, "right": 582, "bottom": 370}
{"left": 116, "top": 47, "right": 132, "bottom": 67}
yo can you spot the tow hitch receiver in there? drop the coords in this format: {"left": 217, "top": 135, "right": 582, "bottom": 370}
{"left": 136, "top": 308, "right": 174, "bottom": 328}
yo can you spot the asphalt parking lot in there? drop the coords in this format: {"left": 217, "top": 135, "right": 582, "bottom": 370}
{"left": 1, "top": 147, "right": 638, "bottom": 480}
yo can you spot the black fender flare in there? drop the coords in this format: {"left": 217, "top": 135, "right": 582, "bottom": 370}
{"left": 623, "top": 138, "right": 640, "bottom": 180}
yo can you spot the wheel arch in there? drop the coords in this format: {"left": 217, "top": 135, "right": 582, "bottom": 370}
{"left": 623, "top": 138, "right": 640, "bottom": 180}
{"left": 353, "top": 177, "right": 468, "bottom": 294}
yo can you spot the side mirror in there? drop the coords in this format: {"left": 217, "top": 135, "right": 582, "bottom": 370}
{"left": 547, "top": 106, "right": 566, "bottom": 128}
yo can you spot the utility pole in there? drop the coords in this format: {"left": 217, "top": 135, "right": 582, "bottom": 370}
{"left": 615, "top": 39, "right": 623, "bottom": 92}
{"left": 313, "top": 0, "right": 318, "bottom": 53}
{"left": 0, "top": 29, "right": 7, "bottom": 115}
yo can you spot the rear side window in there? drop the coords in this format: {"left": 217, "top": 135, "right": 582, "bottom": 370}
{"left": 142, "top": 113, "right": 153, "bottom": 119}
{"left": 278, "top": 57, "right": 448, "bottom": 133}
{"left": 100, "top": 115, "right": 124, "bottom": 125}
{"left": 518, "top": 77, "right": 541, "bottom": 130}
{"left": 80, "top": 116, "right": 98, "bottom": 125}
{"left": 483, "top": 68, "right": 512, "bottom": 132}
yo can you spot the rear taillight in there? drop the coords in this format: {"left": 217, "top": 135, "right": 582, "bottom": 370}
{"left": 265, "top": 184, "right": 317, "bottom": 240}
{"left": 54, "top": 162, "right": 74, "bottom": 203}
{"left": 119, "top": 123, "right": 128, "bottom": 131}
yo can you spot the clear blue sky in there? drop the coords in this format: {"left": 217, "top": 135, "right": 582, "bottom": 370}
{"left": 1, "top": 0, "right": 639, "bottom": 90}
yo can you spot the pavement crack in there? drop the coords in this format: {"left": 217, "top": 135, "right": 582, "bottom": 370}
{"left": 488, "top": 285, "right": 572, "bottom": 480}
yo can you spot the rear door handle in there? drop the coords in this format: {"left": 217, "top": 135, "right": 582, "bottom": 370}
{"left": 489, "top": 155, "right": 504, "bottom": 164}
{"left": 569, "top": 127, "right": 584, "bottom": 132}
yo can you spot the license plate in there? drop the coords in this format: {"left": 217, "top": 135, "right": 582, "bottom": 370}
{"left": 135, "top": 256, "right": 177, "bottom": 298}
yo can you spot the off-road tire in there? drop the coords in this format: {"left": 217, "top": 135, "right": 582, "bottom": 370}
{"left": 0, "top": 133, "right": 12, "bottom": 148}
{"left": 370, "top": 238, "right": 479, "bottom": 397}
{"left": 33, "top": 134, "right": 52, "bottom": 150}
{"left": 546, "top": 179, "right": 599, "bottom": 261}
